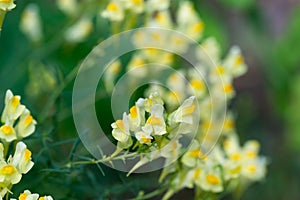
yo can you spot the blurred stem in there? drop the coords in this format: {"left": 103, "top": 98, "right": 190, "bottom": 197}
{"left": 38, "top": 64, "right": 80, "bottom": 123}
{"left": 67, "top": 152, "right": 138, "bottom": 167}
{"left": 133, "top": 184, "right": 169, "bottom": 200}
{"left": 0, "top": 10, "right": 6, "bottom": 32}
{"left": 3, "top": 141, "right": 9, "bottom": 159}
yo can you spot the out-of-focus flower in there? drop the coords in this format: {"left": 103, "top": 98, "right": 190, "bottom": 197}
{"left": 197, "top": 37, "right": 221, "bottom": 65}
{"left": 177, "top": 1, "right": 204, "bottom": 41}
{"left": 20, "top": 4, "right": 43, "bottom": 43}
{"left": 101, "top": 1, "right": 124, "bottom": 22}
{"left": 223, "top": 46, "right": 248, "bottom": 78}
{"left": 199, "top": 168, "right": 223, "bottom": 193}
{"left": 122, "top": 0, "right": 144, "bottom": 13}
{"left": 169, "top": 96, "right": 196, "bottom": 125}
{"left": 104, "top": 60, "right": 122, "bottom": 92}
{"left": 145, "top": 0, "right": 170, "bottom": 13}
{"left": 64, "top": 17, "right": 93, "bottom": 43}
{"left": 57, "top": 0, "right": 78, "bottom": 16}
{"left": 148, "top": 11, "right": 172, "bottom": 29}
{"left": 181, "top": 140, "right": 204, "bottom": 167}
{"left": 0, "top": 0, "right": 16, "bottom": 12}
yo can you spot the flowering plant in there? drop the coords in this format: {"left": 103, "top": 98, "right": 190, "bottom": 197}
{"left": 0, "top": 0, "right": 268, "bottom": 199}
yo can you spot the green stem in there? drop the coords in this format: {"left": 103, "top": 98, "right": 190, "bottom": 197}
{"left": 132, "top": 184, "right": 169, "bottom": 200}
{"left": 67, "top": 152, "right": 138, "bottom": 167}
{"left": 0, "top": 10, "right": 6, "bottom": 32}
{"left": 3, "top": 141, "right": 10, "bottom": 159}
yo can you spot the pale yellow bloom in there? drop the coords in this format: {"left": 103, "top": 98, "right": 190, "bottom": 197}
{"left": 146, "top": 0, "right": 170, "bottom": 13}
{"left": 0, "top": 0, "right": 16, "bottom": 11}
{"left": 0, "top": 123, "right": 17, "bottom": 142}
{"left": 145, "top": 104, "right": 166, "bottom": 136}
{"left": 223, "top": 46, "right": 247, "bottom": 78}
{"left": 135, "top": 127, "right": 152, "bottom": 145}
{"left": 104, "top": 60, "right": 122, "bottom": 92}
{"left": 17, "top": 190, "right": 39, "bottom": 200}
{"left": 12, "top": 142, "right": 34, "bottom": 174}
{"left": 57, "top": 0, "right": 78, "bottom": 16}
{"left": 101, "top": 1, "right": 124, "bottom": 21}
{"left": 148, "top": 11, "right": 172, "bottom": 29}
{"left": 170, "top": 96, "right": 196, "bottom": 125}
{"left": 128, "top": 104, "right": 145, "bottom": 131}
{"left": 111, "top": 113, "right": 132, "bottom": 148}
{"left": 241, "top": 157, "right": 267, "bottom": 181}
{"left": 0, "top": 160, "right": 22, "bottom": 184}
{"left": 16, "top": 109, "right": 37, "bottom": 139}
{"left": 177, "top": 1, "right": 204, "bottom": 41}
{"left": 122, "top": 0, "right": 144, "bottom": 13}
{"left": 1, "top": 90, "right": 25, "bottom": 123}
{"left": 64, "top": 17, "right": 93, "bottom": 43}
{"left": 20, "top": 4, "right": 43, "bottom": 42}
{"left": 181, "top": 140, "right": 205, "bottom": 167}
{"left": 38, "top": 195, "right": 53, "bottom": 200}
{"left": 197, "top": 37, "right": 221, "bottom": 65}
{"left": 199, "top": 168, "right": 223, "bottom": 193}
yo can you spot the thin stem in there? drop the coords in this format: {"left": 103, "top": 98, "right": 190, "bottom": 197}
{"left": 67, "top": 152, "right": 138, "bottom": 167}
{"left": 132, "top": 184, "right": 169, "bottom": 200}
{"left": 0, "top": 10, "right": 6, "bottom": 32}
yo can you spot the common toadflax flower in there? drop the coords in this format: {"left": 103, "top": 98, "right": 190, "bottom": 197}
{"left": 0, "top": 90, "right": 53, "bottom": 199}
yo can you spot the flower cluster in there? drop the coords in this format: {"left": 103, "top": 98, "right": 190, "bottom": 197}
{"left": 111, "top": 92, "right": 197, "bottom": 150}
{"left": 103, "top": 1, "right": 267, "bottom": 199}
{"left": 101, "top": 0, "right": 170, "bottom": 22}
{"left": 0, "top": 90, "right": 53, "bottom": 200}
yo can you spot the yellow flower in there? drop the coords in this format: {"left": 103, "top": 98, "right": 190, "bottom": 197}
{"left": 128, "top": 104, "right": 145, "bottom": 131}
{"left": 0, "top": 161, "right": 22, "bottom": 184}
{"left": 145, "top": 104, "right": 166, "bottom": 136}
{"left": 181, "top": 140, "right": 204, "bottom": 167}
{"left": 135, "top": 127, "right": 153, "bottom": 145}
{"left": 170, "top": 96, "right": 196, "bottom": 125}
{"left": 12, "top": 142, "right": 34, "bottom": 174}
{"left": 0, "top": 0, "right": 16, "bottom": 11}
{"left": 16, "top": 109, "right": 37, "bottom": 139}
{"left": 0, "top": 124, "right": 17, "bottom": 142}
{"left": 223, "top": 46, "right": 247, "bottom": 77}
{"left": 145, "top": 0, "right": 170, "bottom": 13}
{"left": 101, "top": 1, "right": 124, "bottom": 22}
{"left": 64, "top": 17, "right": 93, "bottom": 43}
{"left": 20, "top": 4, "right": 43, "bottom": 43}
{"left": 199, "top": 168, "right": 223, "bottom": 193}
{"left": 122, "top": 0, "right": 144, "bottom": 13}
{"left": 177, "top": 1, "right": 204, "bottom": 41}
{"left": 1, "top": 90, "right": 25, "bottom": 123}
{"left": 57, "top": 0, "right": 78, "bottom": 16}
{"left": 111, "top": 113, "right": 132, "bottom": 148}
{"left": 104, "top": 60, "right": 122, "bottom": 92}
{"left": 38, "top": 195, "right": 53, "bottom": 200}
{"left": 18, "top": 190, "right": 39, "bottom": 200}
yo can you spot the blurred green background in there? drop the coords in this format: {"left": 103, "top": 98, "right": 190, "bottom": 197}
{"left": 1, "top": 0, "right": 300, "bottom": 199}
